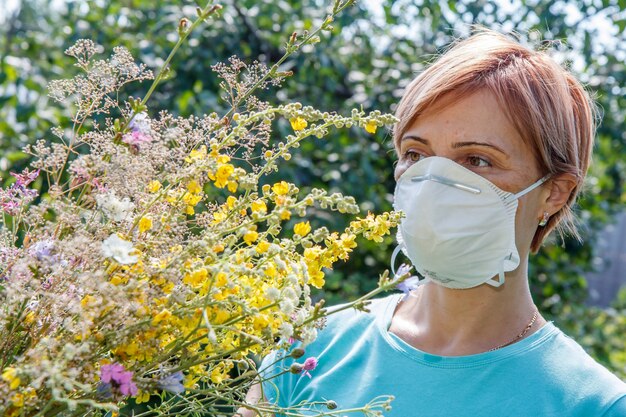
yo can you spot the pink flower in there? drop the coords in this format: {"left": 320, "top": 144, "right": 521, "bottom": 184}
{"left": 122, "top": 131, "right": 153, "bottom": 148}
{"left": 10, "top": 168, "right": 40, "bottom": 187}
{"left": 302, "top": 357, "right": 318, "bottom": 379}
{"left": 100, "top": 363, "right": 125, "bottom": 384}
{"left": 100, "top": 363, "right": 138, "bottom": 396}
{"left": 118, "top": 371, "right": 138, "bottom": 396}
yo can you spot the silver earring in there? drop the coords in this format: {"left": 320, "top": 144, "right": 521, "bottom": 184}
{"left": 539, "top": 212, "right": 550, "bottom": 227}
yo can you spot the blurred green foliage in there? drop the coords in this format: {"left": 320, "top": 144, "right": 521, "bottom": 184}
{"left": 1, "top": 0, "right": 624, "bottom": 379}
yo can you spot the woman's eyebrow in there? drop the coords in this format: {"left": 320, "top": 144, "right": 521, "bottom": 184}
{"left": 401, "top": 135, "right": 430, "bottom": 145}
{"left": 452, "top": 141, "right": 509, "bottom": 157}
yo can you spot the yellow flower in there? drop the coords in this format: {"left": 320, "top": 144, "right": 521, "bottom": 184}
{"left": 255, "top": 240, "right": 270, "bottom": 254}
{"left": 185, "top": 145, "right": 207, "bottom": 162}
{"left": 138, "top": 216, "right": 153, "bottom": 233}
{"left": 185, "top": 205, "right": 195, "bottom": 215}
{"left": 213, "top": 243, "right": 225, "bottom": 253}
{"left": 304, "top": 246, "right": 321, "bottom": 261}
{"left": 289, "top": 116, "right": 308, "bottom": 131}
{"left": 217, "top": 164, "right": 234, "bottom": 178}
{"left": 264, "top": 265, "right": 277, "bottom": 278}
{"left": 243, "top": 231, "right": 258, "bottom": 245}
{"left": 214, "top": 164, "right": 234, "bottom": 188}
{"left": 294, "top": 221, "right": 311, "bottom": 237}
{"left": 251, "top": 199, "right": 267, "bottom": 213}
{"left": 214, "top": 272, "right": 228, "bottom": 287}
{"left": 184, "top": 268, "right": 208, "bottom": 288}
{"left": 364, "top": 120, "right": 378, "bottom": 134}
{"left": 182, "top": 192, "right": 202, "bottom": 206}
{"left": 10, "top": 393, "right": 24, "bottom": 407}
{"left": 135, "top": 390, "right": 151, "bottom": 404}
{"left": 308, "top": 269, "right": 325, "bottom": 289}
{"left": 272, "top": 181, "right": 290, "bottom": 196}
{"left": 2, "top": 368, "right": 20, "bottom": 390}
{"left": 81, "top": 294, "right": 96, "bottom": 307}
{"left": 213, "top": 211, "right": 226, "bottom": 224}
{"left": 187, "top": 180, "right": 202, "bottom": 194}
{"left": 152, "top": 309, "right": 172, "bottom": 325}
{"left": 24, "top": 311, "right": 35, "bottom": 325}
{"left": 227, "top": 180, "right": 238, "bottom": 193}
{"left": 148, "top": 180, "right": 162, "bottom": 193}
{"left": 110, "top": 275, "right": 126, "bottom": 286}
{"left": 226, "top": 196, "right": 237, "bottom": 209}
{"left": 279, "top": 209, "right": 291, "bottom": 220}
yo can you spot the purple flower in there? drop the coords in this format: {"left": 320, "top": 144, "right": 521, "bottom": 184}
{"left": 302, "top": 357, "right": 318, "bottom": 379}
{"left": 96, "top": 382, "right": 114, "bottom": 399}
{"left": 100, "top": 363, "right": 125, "bottom": 384}
{"left": 118, "top": 371, "right": 138, "bottom": 396}
{"left": 158, "top": 371, "right": 185, "bottom": 394}
{"left": 1, "top": 200, "right": 20, "bottom": 215}
{"left": 394, "top": 264, "right": 421, "bottom": 301}
{"left": 100, "top": 363, "right": 138, "bottom": 396}
{"left": 10, "top": 168, "right": 40, "bottom": 187}
{"left": 1, "top": 170, "right": 40, "bottom": 215}
{"left": 30, "top": 240, "right": 55, "bottom": 262}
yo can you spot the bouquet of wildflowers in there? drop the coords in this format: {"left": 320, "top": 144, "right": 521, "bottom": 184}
{"left": 0, "top": 2, "right": 402, "bottom": 416}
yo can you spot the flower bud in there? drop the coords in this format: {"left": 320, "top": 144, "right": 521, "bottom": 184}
{"left": 289, "top": 363, "right": 304, "bottom": 374}
{"left": 290, "top": 347, "right": 305, "bottom": 358}
{"left": 237, "top": 360, "right": 249, "bottom": 372}
{"left": 326, "top": 400, "right": 338, "bottom": 410}
{"left": 178, "top": 18, "right": 189, "bottom": 36}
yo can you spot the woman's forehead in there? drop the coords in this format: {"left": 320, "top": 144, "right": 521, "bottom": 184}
{"left": 401, "top": 90, "right": 529, "bottom": 154}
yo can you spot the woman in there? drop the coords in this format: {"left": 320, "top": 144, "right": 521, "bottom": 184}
{"left": 239, "top": 29, "right": 626, "bottom": 417}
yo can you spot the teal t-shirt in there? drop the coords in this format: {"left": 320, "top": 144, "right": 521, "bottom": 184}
{"left": 259, "top": 293, "right": 626, "bottom": 417}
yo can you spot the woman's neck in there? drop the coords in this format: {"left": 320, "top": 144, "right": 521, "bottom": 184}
{"left": 389, "top": 263, "right": 546, "bottom": 356}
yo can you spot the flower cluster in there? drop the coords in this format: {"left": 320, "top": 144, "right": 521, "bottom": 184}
{"left": 0, "top": 9, "right": 400, "bottom": 417}
{"left": 0, "top": 169, "right": 40, "bottom": 215}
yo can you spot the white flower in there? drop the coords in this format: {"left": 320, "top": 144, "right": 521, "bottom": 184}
{"left": 292, "top": 308, "right": 308, "bottom": 326}
{"left": 278, "top": 322, "right": 294, "bottom": 340}
{"left": 265, "top": 286, "right": 281, "bottom": 302}
{"left": 281, "top": 286, "right": 298, "bottom": 303}
{"left": 128, "top": 112, "right": 151, "bottom": 135}
{"left": 300, "top": 326, "right": 318, "bottom": 346}
{"left": 279, "top": 298, "right": 296, "bottom": 316}
{"left": 102, "top": 233, "right": 138, "bottom": 264}
{"left": 96, "top": 192, "right": 135, "bottom": 222}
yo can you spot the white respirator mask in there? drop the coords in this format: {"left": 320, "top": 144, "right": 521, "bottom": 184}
{"left": 392, "top": 156, "right": 549, "bottom": 289}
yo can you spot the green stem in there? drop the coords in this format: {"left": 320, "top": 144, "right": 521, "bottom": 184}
{"left": 140, "top": 4, "right": 222, "bottom": 108}
{"left": 223, "top": 0, "right": 355, "bottom": 118}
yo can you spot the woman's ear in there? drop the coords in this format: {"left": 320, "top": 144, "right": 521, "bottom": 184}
{"left": 542, "top": 173, "right": 578, "bottom": 216}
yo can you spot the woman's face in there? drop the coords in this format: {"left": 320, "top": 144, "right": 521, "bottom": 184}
{"left": 395, "top": 89, "right": 546, "bottom": 260}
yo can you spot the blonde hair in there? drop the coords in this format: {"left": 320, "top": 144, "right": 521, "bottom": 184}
{"left": 393, "top": 29, "right": 597, "bottom": 253}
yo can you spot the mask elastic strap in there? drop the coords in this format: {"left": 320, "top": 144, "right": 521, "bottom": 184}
{"left": 390, "top": 245, "right": 403, "bottom": 277}
{"left": 511, "top": 175, "right": 551, "bottom": 200}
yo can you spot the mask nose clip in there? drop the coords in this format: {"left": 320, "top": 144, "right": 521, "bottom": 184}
{"left": 411, "top": 174, "right": 481, "bottom": 194}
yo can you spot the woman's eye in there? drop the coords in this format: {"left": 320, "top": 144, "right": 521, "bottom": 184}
{"left": 467, "top": 156, "right": 491, "bottom": 167}
{"left": 405, "top": 150, "right": 424, "bottom": 162}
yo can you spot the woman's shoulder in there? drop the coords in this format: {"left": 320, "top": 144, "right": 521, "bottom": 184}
{"left": 530, "top": 323, "right": 626, "bottom": 410}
